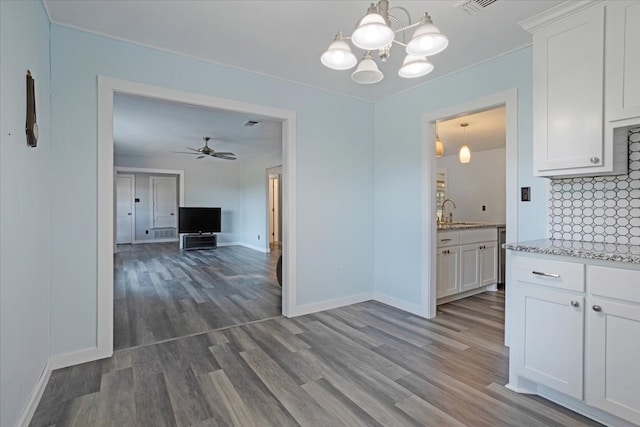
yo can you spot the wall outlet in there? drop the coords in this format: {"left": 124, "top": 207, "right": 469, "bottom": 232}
{"left": 521, "top": 187, "right": 531, "bottom": 202}
{"left": 482, "top": 205, "right": 486, "bottom": 211}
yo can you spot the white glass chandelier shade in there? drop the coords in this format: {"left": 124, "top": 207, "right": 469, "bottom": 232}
{"left": 406, "top": 15, "right": 449, "bottom": 56}
{"left": 351, "top": 12, "right": 394, "bottom": 51}
{"left": 398, "top": 55, "right": 434, "bottom": 78}
{"left": 321, "top": 34, "right": 358, "bottom": 70}
{"left": 459, "top": 145, "right": 471, "bottom": 163}
{"left": 436, "top": 136, "right": 443, "bottom": 157}
{"left": 351, "top": 53, "right": 384, "bottom": 84}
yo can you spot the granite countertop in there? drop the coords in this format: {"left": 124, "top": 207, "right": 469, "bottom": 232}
{"left": 504, "top": 239, "right": 640, "bottom": 264}
{"left": 437, "top": 222, "right": 505, "bottom": 231}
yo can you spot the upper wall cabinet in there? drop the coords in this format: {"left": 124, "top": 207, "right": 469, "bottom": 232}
{"left": 522, "top": 1, "right": 640, "bottom": 178}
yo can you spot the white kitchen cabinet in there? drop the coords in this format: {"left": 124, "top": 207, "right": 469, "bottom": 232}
{"left": 509, "top": 253, "right": 640, "bottom": 425}
{"left": 606, "top": 1, "right": 640, "bottom": 123}
{"left": 436, "top": 246, "right": 460, "bottom": 298}
{"left": 511, "top": 272, "right": 584, "bottom": 399}
{"left": 522, "top": 2, "right": 631, "bottom": 178}
{"left": 436, "top": 228, "right": 498, "bottom": 301}
{"left": 586, "top": 266, "right": 640, "bottom": 425}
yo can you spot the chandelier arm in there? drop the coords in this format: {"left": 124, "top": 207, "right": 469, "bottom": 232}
{"left": 387, "top": 14, "right": 406, "bottom": 42}
{"left": 393, "top": 20, "right": 421, "bottom": 34}
{"left": 392, "top": 39, "right": 407, "bottom": 48}
{"left": 388, "top": 6, "right": 412, "bottom": 26}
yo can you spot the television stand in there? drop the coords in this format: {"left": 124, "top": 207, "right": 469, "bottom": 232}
{"left": 181, "top": 233, "right": 217, "bottom": 251}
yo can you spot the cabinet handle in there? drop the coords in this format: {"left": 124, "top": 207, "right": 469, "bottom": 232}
{"left": 590, "top": 156, "right": 600, "bottom": 164}
{"left": 532, "top": 271, "right": 560, "bottom": 279}
{"left": 440, "top": 238, "right": 452, "bottom": 242}
{"left": 570, "top": 300, "right": 579, "bottom": 308}
{"left": 442, "top": 249, "right": 450, "bottom": 254}
{"left": 592, "top": 305, "right": 602, "bottom": 312}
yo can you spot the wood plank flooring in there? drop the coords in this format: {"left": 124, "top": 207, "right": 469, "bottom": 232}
{"left": 31, "top": 291, "right": 603, "bottom": 427}
{"left": 114, "top": 243, "right": 282, "bottom": 350}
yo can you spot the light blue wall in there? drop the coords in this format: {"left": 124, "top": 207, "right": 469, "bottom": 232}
{"left": 0, "top": 2, "right": 52, "bottom": 426}
{"left": 238, "top": 151, "right": 284, "bottom": 251}
{"left": 50, "top": 25, "right": 375, "bottom": 356}
{"left": 373, "top": 48, "right": 547, "bottom": 302}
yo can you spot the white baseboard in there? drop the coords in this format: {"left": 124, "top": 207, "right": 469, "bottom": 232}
{"left": 17, "top": 359, "right": 52, "bottom": 427}
{"left": 50, "top": 347, "right": 98, "bottom": 370}
{"left": 291, "top": 292, "right": 374, "bottom": 317}
{"left": 132, "top": 238, "right": 179, "bottom": 244}
{"left": 373, "top": 292, "right": 428, "bottom": 317}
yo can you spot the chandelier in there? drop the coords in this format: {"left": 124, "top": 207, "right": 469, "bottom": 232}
{"left": 321, "top": 0, "right": 449, "bottom": 84}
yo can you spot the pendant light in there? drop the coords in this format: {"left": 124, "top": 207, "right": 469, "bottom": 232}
{"left": 398, "top": 55, "right": 434, "bottom": 79}
{"left": 406, "top": 13, "right": 449, "bottom": 57}
{"left": 321, "top": 32, "right": 357, "bottom": 70}
{"left": 351, "top": 5, "right": 394, "bottom": 51}
{"left": 436, "top": 135, "right": 443, "bottom": 157}
{"left": 459, "top": 123, "right": 471, "bottom": 163}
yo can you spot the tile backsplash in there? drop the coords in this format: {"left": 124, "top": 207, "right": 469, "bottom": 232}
{"left": 549, "top": 127, "right": 640, "bottom": 245}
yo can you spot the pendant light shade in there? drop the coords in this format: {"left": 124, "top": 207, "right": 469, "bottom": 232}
{"left": 436, "top": 136, "right": 443, "bottom": 157}
{"left": 406, "top": 14, "right": 449, "bottom": 57}
{"left": 351, "top": 12, "right": 394, "bottom": 50}
{"left": 351, "top": 53, "right": 384, "bottom": 84}
{"left": 459, "top": 145, "right": 471, "bottom": 163}
{"left": 398, "top": 55, "right": 434, "bottom": 78}
{"left": 459, "top": 123, "right": 471, "bottom": 163}
{"left": 321, "top": 33, "right": 358, "bottom": 70}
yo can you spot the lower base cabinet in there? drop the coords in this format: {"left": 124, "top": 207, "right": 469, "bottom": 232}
{"left": 510, "top": 254, "right": 640, "bottom": 426}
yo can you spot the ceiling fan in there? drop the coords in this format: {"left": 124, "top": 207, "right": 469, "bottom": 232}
{"left": 173, "top": 137, "right": 237, "bottom": 160}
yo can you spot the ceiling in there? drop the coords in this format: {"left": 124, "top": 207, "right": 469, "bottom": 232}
{"left": 43, "top": 0, "right": 563, "bottom": 102}
{"left": 113, "top": 94, "right": 282, "bottom": 160}
{"left": 436, "top": 106, "right": 505, "bottom": 156}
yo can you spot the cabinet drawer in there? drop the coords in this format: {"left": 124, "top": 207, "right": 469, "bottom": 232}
{"left": 513, "top": 255, "right": 585, "bottom": 292}
{"left": 460, "top": 228, "right": 497, "bottom": 245}
{"left": 437, "top": 231, "right": 459, "bottom": 247}
{"left": 588, "top": 266, "right": 640, "bottom": 303}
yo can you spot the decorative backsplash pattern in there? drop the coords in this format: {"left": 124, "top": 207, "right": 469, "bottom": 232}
{"left": 549, "top": 127, "right": 640, "bottom": 245}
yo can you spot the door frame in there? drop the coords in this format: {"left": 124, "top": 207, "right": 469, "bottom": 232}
{"left": 116, "top": 173, "right": 135, "bottom": 244}
{"left": 99, "top": 77, "right": 297, "bottom": 359}
{"left": 421, "top": 90, "right": 519, "bottom": 333}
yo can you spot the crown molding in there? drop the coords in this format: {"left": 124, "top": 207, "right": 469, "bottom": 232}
{"left": 519, "top": 0, "right": 603, "bottom": 33}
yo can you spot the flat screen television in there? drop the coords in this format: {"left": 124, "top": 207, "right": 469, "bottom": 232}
{"left": 179, "top": 207, "right": 221, "bottom": 234}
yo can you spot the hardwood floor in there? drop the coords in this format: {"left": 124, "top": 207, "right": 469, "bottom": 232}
{"left": 114, "top": 243, "right": 282, "bottom": 350}
{"left": 31, "top": 290, "right": 602, "bottom": 427}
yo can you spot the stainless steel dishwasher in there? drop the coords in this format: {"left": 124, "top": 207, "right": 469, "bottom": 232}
{"left": 497, "top": 226, "right": 506, "bottom": 285}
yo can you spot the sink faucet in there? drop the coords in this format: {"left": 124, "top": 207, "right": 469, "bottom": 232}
{"left": 441, "top": 198, "right": 456, "bottom": 223}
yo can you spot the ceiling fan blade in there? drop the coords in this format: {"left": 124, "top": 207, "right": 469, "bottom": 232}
{"left": 213, "top": 153, "right": 236, "bottom": 160}
{"left": 214, "top": 152, "right": 236, "bottom": 156}
{"left": 171, "top": 151, "right": 200, "bottom": 155}
{"left": 196, "top": 155, "right": 206, "bottom": 159}
{"left": 186, "top": 147, "right": 201, "bottom": 152}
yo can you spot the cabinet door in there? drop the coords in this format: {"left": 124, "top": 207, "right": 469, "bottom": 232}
{"left": 533, "top": 5, "right": 605, "bottom": 174}
{"left": 436, "top": 247, "right": 459, "bottom": 298}
{"left": 586, "top": 298, "right": 640, "bottom": 424}
{"left": 460, "top": 244, "right": 480, "bottom": 292}
{"left": 606, "top": 1, "right": 640, "bottom": 122}
{"left": 480, "top": 241, "right": 498, "bottom": 287}
{"left": 512, "top": 283, "right": 584, "bottom": 399}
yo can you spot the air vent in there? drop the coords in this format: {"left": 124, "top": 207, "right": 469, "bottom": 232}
{"left": 456, "top": 0, "right": 498, "bottom": 15}
{"left": 244, "top": 120, "right": 261, "bottom": 127}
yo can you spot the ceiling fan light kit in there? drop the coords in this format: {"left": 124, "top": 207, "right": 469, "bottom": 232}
{"left": 321, "top": 0, "right": 448, "bottom": 84}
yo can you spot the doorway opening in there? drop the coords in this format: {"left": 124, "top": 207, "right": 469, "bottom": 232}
{"left": 267, "top": 166, "right": 283, "bottom": 252}
{"left": 421, "top": 89, "right": 518, "bottom": 346}
{"left": 97, "top": 77, "right": 297, "bottom": 358}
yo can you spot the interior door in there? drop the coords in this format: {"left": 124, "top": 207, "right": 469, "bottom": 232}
{"left": 152, "top": 176, "right": 177, "bottom": 228}
{"left": 116, "top": 175, "right": 134, "bottom": 244}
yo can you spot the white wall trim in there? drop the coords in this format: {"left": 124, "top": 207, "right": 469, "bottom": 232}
{"left": 17, "top": 360, "right": 52, "bottom": 427}
{"left": 115, "top": 173, "right": 135, "bottom": 245}
{"left": 421, "top": 89, "right": 519, "bottom": 320}
{"left": 132, "top": 238, "right": 179, "bottom": 245}
{"left": 50, "top": 347, "right": 98, "bottom": 370}
{"left": 373, "top": 292, "right": 428, "bottom": 317}
{"left": 291, "top": 292, "right": 374, "bottom": 317}
{"left": 98, "top": 76, "right": 297, "bottom": 359}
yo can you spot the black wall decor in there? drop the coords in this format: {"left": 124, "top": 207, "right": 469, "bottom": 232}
{"left": 25, "top": 70, "right": 38, "bottom": 147}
